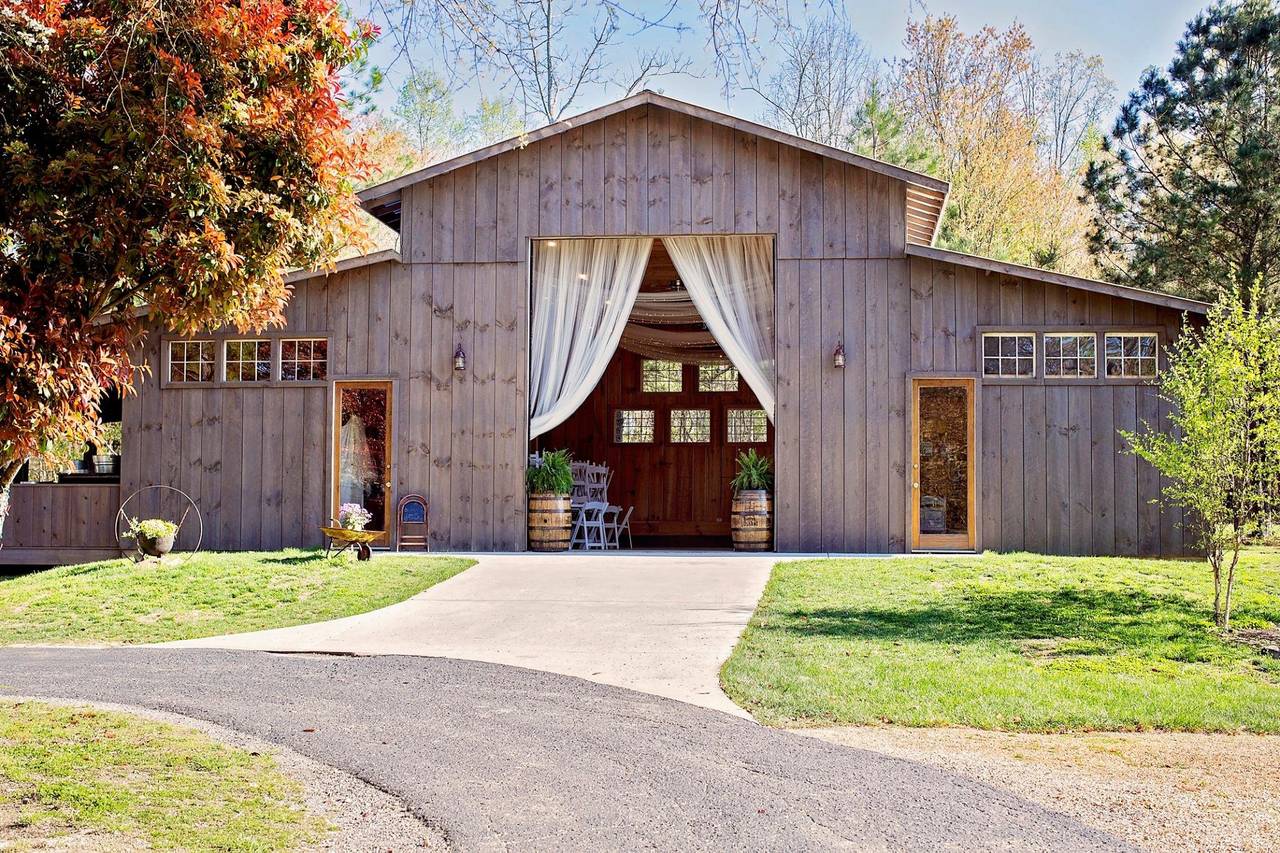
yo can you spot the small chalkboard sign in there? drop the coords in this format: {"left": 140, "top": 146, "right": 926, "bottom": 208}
{"left": 396, "top": 494, "right": 429, "bottom": 551}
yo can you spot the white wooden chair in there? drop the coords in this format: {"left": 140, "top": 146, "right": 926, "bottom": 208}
{"left": 570, "top": 501, "right": 609, "bottom": 550}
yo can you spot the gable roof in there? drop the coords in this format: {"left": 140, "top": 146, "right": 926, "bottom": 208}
{"left": 357, "top": 90, "right": 950, "bottom": 244}
{"left": 905, "top": 243, "right": 1209, "bottom": 315}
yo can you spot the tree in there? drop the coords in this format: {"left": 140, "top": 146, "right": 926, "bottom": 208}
{"left": 364, "top": 0, "right": 801, "bottom": 104}
{"left": 847, "top": 83, "right": 941, "bottom": 177}
{"left": 1123, "top": 292, "right": 1280, "bottom": 630}
{"left": 1084, "top": 0, "right": 1280, "bottom": 308}
{"left": 391, "top": 72, "right": 524, "bottom": 165}
{"left": 894, "top": 15, "right": 1099, "bottom": 276}
{"left": 0, "top": 0, "right": 371, "bottom": 528}
{"left": 418, "top": 0, "right": 692, "bottom": 125}
{"left": 1017, "top": 50, "right": 1114, "bottom": 174}
{"left": 753, "top": 14, "right": 874, "bottom": 147}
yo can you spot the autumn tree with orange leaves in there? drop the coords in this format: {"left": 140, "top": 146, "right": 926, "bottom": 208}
{"left": 0, "top": 0, "right": 372, "bottom": 530}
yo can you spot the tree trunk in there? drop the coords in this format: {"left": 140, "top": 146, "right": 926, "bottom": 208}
{"left": 0, "top": 454, "right": 25, "bottom": 548}
{"left": 1222, "top": 546, "right": 1242, "bottom": 633}
{"left": 1210, "top": 550, "right": 1224, "bottom": 627}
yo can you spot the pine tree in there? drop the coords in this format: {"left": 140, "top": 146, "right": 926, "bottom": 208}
{"left": 1084, "top": 0, "right": 1280, "bottom": 308}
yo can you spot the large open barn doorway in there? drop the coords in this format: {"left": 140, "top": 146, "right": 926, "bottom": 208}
{"left": 528, "top": 236, "right": 775, "bottom": 550}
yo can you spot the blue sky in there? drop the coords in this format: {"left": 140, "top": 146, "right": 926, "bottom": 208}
{"left": 367, "top": 0, "right": 1212, "bottom": 129}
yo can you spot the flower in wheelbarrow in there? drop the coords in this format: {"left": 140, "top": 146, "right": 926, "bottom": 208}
{"left": 337, "top": 503, "right": 373, "bottom": 531}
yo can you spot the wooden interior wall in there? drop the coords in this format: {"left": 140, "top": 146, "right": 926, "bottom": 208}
{"left": 539, "top": 350, "right": 772, "bottom": 542}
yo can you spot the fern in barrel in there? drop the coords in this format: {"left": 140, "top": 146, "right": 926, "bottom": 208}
{"left": 730, "top": 449, "right": 774, "bottom": 551}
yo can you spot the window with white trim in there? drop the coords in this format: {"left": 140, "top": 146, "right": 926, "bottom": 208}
{"left": 1105, "top": 333, "right": 1158, "bottom": 377}
{"left": 281, "top": 338, "right": 328, "bottom": 381}
{"left": 1044, "top": 333, "right": 1097, "bottom": 378}
{"left": 670, "top": 409, "right": 711, "bottom": 443}
{"left": 224, "top": 339, "right": 272, "bottom": 382}
{"left": 641, "top": 359, "right": 682, "bottom": 392}
{"left": 613, "top": 409, "right": 655, "bottom": 443}
{"left": 727, "top": 409, "right": 768, "bottom": 443}
{"left": 982, "top": 333, "right": 1035, "bottom": 377}
{"left": 168, "top": 340, "right": 215, "bottom": 383}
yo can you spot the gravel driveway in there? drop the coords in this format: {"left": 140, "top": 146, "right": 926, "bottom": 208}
{"left": 0, "top": 648, "right": 1129, "bottom": 852}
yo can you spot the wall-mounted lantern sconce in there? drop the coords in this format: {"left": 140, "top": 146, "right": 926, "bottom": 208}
{"left": 833, "top": 339, "right": 846, "bottom": 369}
{"left": 454, "top": 344, "right": 467, "bottom": 371}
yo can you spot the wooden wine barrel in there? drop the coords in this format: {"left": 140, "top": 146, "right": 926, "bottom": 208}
{"left": 731, "top": 490, "right": 773, "bottom": 551}
{"left": 528, "top": 493, "right": 572, "bottom": 551}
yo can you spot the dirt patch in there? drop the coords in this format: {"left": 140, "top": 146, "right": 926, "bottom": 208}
{"left": 801, "top": 725, "right": 1280, "bottom": 853}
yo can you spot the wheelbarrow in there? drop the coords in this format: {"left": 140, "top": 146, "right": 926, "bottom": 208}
{"left": 321, "top": 526, "right": 381, "bottom": 561}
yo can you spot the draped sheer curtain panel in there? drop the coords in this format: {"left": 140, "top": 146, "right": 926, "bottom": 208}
{"left": 662, "top": 236, "right": 776, "bottom": 419}
{"left": 529, "top": 238, "right": 653, "bottom": 439}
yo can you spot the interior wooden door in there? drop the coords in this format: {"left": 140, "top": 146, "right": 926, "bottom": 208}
{"left": 333, "top": 380, "right": 393, "bottom": 542}
{"left": 911, "top": 378, "right": 976, "bottom": 551}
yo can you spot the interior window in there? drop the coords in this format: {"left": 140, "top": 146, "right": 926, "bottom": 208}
{"left": 642, "top": 360, "right": 683, "bottom": 392}
{"left": 698, "top": 363, "right": 739, "bottom": 392}
{"left": 613, "top": 409, "right": 656, "bottom": 443}
{"left": 727, "top": 409, "right": 768, "bottom": 443}
{"left": 670, "top": 409, "right": 711, "bottom": 443}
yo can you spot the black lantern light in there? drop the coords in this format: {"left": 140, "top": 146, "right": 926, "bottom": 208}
{"left": 833, "top": 339, "right": 846, "bottom": 368}
{"left": 453, "top": 344, "right": 466, "bottom": 371}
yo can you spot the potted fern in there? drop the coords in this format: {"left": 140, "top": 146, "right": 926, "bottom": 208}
{"left": 527, "top": 449, "right": 573, "bottom": 551}
{"left": 729, "top": 449, "right": 773, "bottom": 551}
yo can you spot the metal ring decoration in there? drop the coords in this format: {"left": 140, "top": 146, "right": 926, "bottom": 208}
{"left": 114, "top": 484, "right": 203, "bottom": 563}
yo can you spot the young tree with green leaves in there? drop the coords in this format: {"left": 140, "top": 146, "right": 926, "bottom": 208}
{"left": 1122, "top": 292, "right": 1280, "bottom": 630}
{"left": 1084, "top": 0, "right": 1280, "bottom": 308}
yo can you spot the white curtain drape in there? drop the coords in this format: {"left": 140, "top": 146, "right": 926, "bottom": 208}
{"left": 529, "top": 237, "right": 653, "bottom": 438}
{"left": 663, "top": 236, "right": 776, "bottom": 419}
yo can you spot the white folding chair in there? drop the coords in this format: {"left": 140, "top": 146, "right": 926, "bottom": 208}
{"left": 604, "top": 505, "right": 634, "bottom": 549}
{"left": 570, "top": 501, "right": 609, "bottom": 550}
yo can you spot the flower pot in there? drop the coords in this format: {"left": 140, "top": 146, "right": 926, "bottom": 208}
{"left": 527, "top": 493, "right": 571, "bottom": 551}
{"left": 137, "top": 533, "right": 174, "bottom": 558}
{"left": 92, "top": 454, "right": 119, "bottom": 475}
{"left": 731, "top": 489, "right": 772, "bottom": 551}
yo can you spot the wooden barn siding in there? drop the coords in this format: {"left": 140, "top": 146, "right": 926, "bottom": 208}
{"left": 908, "top": 257, "right": 1188, "bottom": 556}
{"left": 399, "top": 101, "right": 911, "bottom": 550}
{"left": 119, "top": 257, "right": 527, "bottom": 553}
{"left": 115, "top": 102, "right": 1188, "bottom": 555}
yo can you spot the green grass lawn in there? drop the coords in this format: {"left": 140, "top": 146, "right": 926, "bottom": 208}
{"left": 0, "top": 700, "right": 326, "bottom": 849}
{"left": 722, "top": 549, "right": 1280, "bottom": 732}
{"left": 0, "top": 550, "right": 472, "bottom": 645}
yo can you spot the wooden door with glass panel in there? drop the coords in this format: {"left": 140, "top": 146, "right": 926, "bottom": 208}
{"left": 911, "top": 378, "right": 976, "bottom": 551}
{"left": 333, "top": 381, "right": 393, "bottom": 543}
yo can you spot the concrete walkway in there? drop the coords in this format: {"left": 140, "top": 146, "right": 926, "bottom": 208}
{"left": 166, "top": 553, "right": 774, "bottom": 715}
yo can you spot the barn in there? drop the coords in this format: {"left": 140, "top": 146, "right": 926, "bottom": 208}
{"left": 0, "top": 90, "right": 1207, "bottom": 564}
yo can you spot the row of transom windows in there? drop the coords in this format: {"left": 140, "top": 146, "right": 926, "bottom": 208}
{"left": 168, "top": 338, "right": 328, "bottom": 384}
{"left": 642, "top": 361, "right": 740, "bottom": 393}
{"left": 982, "top": 332, "right": 1159, "bottom": 379}
{"left": 614, "top": 408, "right": 768, "bottom": 444}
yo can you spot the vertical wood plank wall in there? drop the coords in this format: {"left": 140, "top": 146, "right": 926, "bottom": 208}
{"left": 115, "top": 103, "right": 1189, "bottom": 555}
